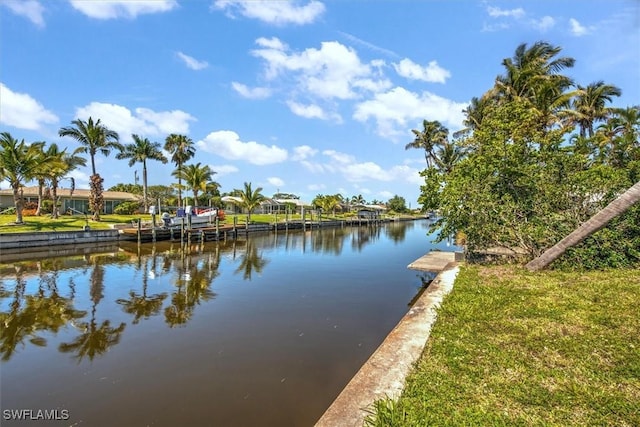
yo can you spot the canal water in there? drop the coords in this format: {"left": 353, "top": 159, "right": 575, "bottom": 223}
{"left": 1, "top": 220, "right": 452, "bottom": 426}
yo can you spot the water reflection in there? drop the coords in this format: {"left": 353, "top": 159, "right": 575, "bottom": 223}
{"left": 1, "top": 269, "right": 86, "bottom": 361}
{"left": 117, "top": 258, "right": 167, "bottom": 325}
{"left": 0, "top": 221, "right": 419, "bottom": 361}
{"left": 234, "top": 239, "right": 269, "bottom": 280}
{"left": 1, "top": 220, "right": 449, "bottom": 426}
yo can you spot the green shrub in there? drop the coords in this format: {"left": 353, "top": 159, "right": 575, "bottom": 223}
{"left": 114, "top": 201, "right": 141, "bottom": 215}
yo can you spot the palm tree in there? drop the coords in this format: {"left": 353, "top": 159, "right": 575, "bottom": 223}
{"left": 58, "top": 117, "right": 121, "bottom": 221}
{"left": 496, "top": 41, "right": 575, "bottom": 103}
{"left": 235, "top": 182, "right": 265, "bottom": 222}
{"left": 526, "top": 181, "right": 640, "bottom": 271}
{"left": 350, "top": 194, "right": 366, "bottom": 205}
{"left": 405, "top": 120, "right": 449, "bottom": 168}
{"left": 58, "top": 117, "right": 121, "bottom": 176}
{"left": 568, "top": 81, "right": 622, "bottom": 138}
{"left": 116, "top": 135, "right": 168, "bottom": 212}
{"left": 433, "top": 141, "right": 466, "bottom": 174}
{"left": 172, "top": 163, "right": 214, "bottom": 207}
{"left": 164, "top": 134, "right": 196, "bottom": 207}
{"left": 31, "top": 142, "right": 58, "bottom": 216}
{"left": 43, "top": 144, "right": 86, "bottom": 218}
{"left": 495, "top": 41, "right": 576, "bottom": 126}
{"left": 0, "top": 133, "right": 45, "bottom": 223}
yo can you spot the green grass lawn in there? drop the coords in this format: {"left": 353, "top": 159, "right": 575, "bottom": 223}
{"left": 366, "top": 265, "right": 640, "bottom": 427}
{"left": 0, "top": 213, "right": 140, "bottom": 232}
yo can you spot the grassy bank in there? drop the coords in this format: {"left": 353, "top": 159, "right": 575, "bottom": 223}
{"left": 366, "top": 265, "right": 640, "bottom": 427}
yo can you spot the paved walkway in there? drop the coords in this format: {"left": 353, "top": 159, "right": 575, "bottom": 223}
{"left": 315, "top": 252, "right": 460, "bottom": 426}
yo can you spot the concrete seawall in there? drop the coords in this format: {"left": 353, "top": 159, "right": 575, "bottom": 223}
{"left": 0, "top": 230, "right": 120, "bottom": 250}
{"left": 315, "top": 256, "right": 460, "bottom": 426}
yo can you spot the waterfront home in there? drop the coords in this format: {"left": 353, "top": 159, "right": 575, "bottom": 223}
{"left": 221, "top": 196, "right": 312, "bottom": 215}
{"left": 0, "top": 186, "right": 139, "bottom": 214}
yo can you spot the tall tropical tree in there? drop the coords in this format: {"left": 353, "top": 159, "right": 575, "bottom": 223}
{"left": 116, "top": 135, "right": 168, "bottom": 212}
{"left": 172, "top": 163, "right": 214, "bottom": 207}
{"left": 433, "top": 141, "right": 466, "bottom": 174}
{"left": 31, "top": 142, "right": 56, "bottom": 216}
{"left": 58, "top": 117, "right": 121, "bottom": 176}
{"left": 235, "top": 182, "right": 265, "bottom": 222}
{"left": 43, "top": 144, "right": 86, "bottom": 219}
{"left": 406, "top": 120, "right": 449, "bottom": 168}
{"left": 495, "top": 41, "right": 576, "bottom": 127}
{"left": 0, "top": 133, "right": 45, "bottom": 223}
{"left": 58, "top": 117, "right": 121, "bottom": 221}
{"left": 568, "top": 81, "right": 622, "bottom": 138}
{"left": 164, "top": 134, "right": 196, "bottom": 207}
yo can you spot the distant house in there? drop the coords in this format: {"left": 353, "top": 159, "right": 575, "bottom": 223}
{"left": 221, "top": 196, "right": 312, "bottom": 215}
{"left": 0, "top": 186, "right": 139, "bottom": 214}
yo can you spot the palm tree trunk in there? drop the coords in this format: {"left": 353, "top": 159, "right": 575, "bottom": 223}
{"left": 51, "top": 182, "right": 59, "bottom": 219}
{"left": 525, "top": 181, "right": 640, "bottom": 271}
{"left": 36, "top": 179, "right": 44, "bottom": 216}
{"left": 13, "top": 184, "right": 24, "bottom": 224}
{"left": 142, "top": 161, "right": 148, "bottom": 213}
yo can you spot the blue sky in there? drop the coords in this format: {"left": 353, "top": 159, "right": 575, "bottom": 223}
{"left": 1, "top": 0, "right": 639, "bottom": 206}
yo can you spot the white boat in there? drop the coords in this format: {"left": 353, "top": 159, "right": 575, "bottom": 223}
{"left": 160, "top": 206, "right": 221, "bottom": 228}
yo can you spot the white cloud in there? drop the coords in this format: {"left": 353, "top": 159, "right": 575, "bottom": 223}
{"left": 2, "top": 0, "right": 45, "bottom": 27}
{"left": 251, "top": 38, "right": 387, "bottom": 100}
{"left": 197, "top": 130, "right": 288, "bottom": 165}
{"left": 70, "top": 0, "right": 177, "bottom": 19}
{"left": 213, "top": 0, "right": 325, "bottom": 26}
{"left": 73, "top": 102, "right": 195, "bottom": 142}
{"left": 531, "top": 16, "right": 555, "bottom": 32}
{"left": 210, "top": 164, "right": 239, "bottom": 177}
{"left": 323, "top": 150, "right": 354, "bottom": 164}
{"left": 300, "top": 160, "right": 325, "bottom": 173}
{"left": 231, "top": 82, "right": 272, "bottom": 99}
{"left": 255, "top": 36, "right": 288, "bottom": 50}
{"left": 487, "top": 6, "right": 525, "bottom": 19}
{"left": 353, "top": 87, "right": 467, "bottom": 139}
{"left": 68, "top": 169, "right": 90, "bottom": 189}
{"left": 286, "top": 101, "right": 342, "bottom": 122}
{"left": 393, "top": 59, "right": 451, "bottom": 84}
{"left": 378, "top": 190, "right": 394, "bottom": 199}
{"left": 569, "top": 18, "right": 592, "bottom": 36}
{"left": 267, "top": 177, "right": 285, "bottom": 187}
{"left": 176, "top": 52, "right": 209, "bottom": 70}
{"left": 0, "top": 83, "right": 58, "bottom": 130}
{"left": 292, "top": 145, "right": 318, "bottom": 161}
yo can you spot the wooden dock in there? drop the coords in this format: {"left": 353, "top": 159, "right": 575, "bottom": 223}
{"left": 407, "top": 251, "right": 461, "bottom": 272}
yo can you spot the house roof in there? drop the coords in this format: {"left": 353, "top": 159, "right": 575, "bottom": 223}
{"left": 0, "top": 186, "right": 139, "bottom": 201}
{"left": 354, "top": 204, "right": 387, "bottom": 211}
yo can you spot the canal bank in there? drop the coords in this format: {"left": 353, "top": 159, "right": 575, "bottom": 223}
{"left": 0, "top": 217, "right": 419, "bottom": 250}
{"left": 315, "top": 252, "right": 461, "bottom": 426}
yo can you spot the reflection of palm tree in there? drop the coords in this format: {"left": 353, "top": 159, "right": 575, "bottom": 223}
{"left": 117, "top": 258, "right": 167, "bottom": 324}
{"left": 1, "top": 272, "right": 86, "bottom": 361}
{"left": 234, "top": 239, "right": 268, "bottom": 280}
{"left": 165, "top": 248, "right": 220, "bottom": 327}
{"left": 58, "top": 312, "right": 126, "bottom": 362}
{"left": 59, "top": 261, "right": 125, "bottom": 362}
